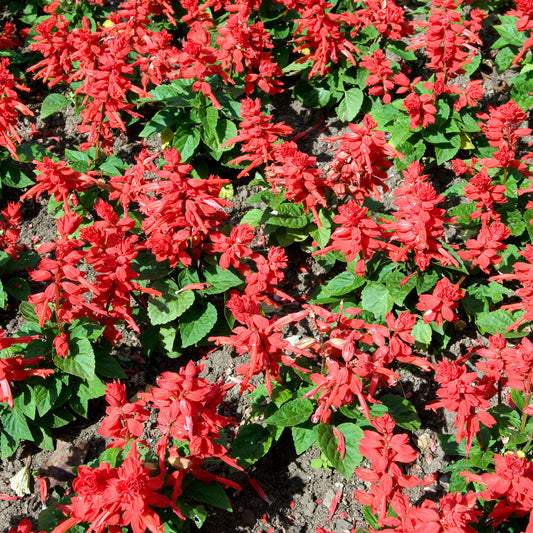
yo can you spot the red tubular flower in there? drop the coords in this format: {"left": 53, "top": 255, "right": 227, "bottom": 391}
{"left": 402, "top": 91, "right": 437, "bottom": 129}
{"left": 138, "top": 361, "right": 236, "bottom": 466}
{"left": 463, "top": 167, "right": 507, "bottom": 224}
{"left": 52, "top": 442, "right": 182, "bottom": 533}
{"left": 0, "top": 330, "right": 52, "bottom": 408}
{"left": 490, "top": 244, "right": 533, "bottom": 330}
{"left": 266, "top": 141, "right": 330, "bottom": 227}
{"left": 0, "top": 57, "right": 33, "bottom": 159}
{"left": 292, "top": 0, "right": 358, "bottom": 78}
{"left": 223, "top": 98, "right": 292, "bottom": 177}
{"left": 458, "top": 221, "right": 510, "bottom": 272}
{"left": 360, "top": 49, "right": 395, "bottom": 104}
{"left": 98, "top": 380, "right": 149, "bottom": 448}
{"left": 382, "top": 162, "right": 458, "bottom": 270}
{"left": 0, "top": 202, "right": 23, "bottom": 259}
{"left": 462, "top": 452, "right": 533, "bottom": 527}
{"left": 206, "top": 223, "right": 255, "bottom": 273}
{"left": 313, "top": 200, "right": 388, "bottom": 275}
{"left": 427, "top": 359, "right": 496, "bottom": 454}
{"left": 323, "top": 114, "right": 403, "bottom": 201}
{"left": 21, "top": 158, "right": 98, "bottom": 212}
{"left": 416, "top": 277, "right": 465, "bottom": 326}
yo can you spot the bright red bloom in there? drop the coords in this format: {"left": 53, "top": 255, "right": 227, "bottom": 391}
{"left": 0, "top": 348, "right": 52, "bottom": 408}
{"left": 463, "top": 167, "right": 507, "bottom": 223}
{"left": 313, "top": 200, "right": 387, "bottom": 275}
{"left": 292, "top": 0, "right": 358, "bottom": 78}
{"left": 416, "top": 278, "right": 465, "bottom": 326}
{"left": 462, "top": 452, "right": 533, "bottom": 527}
{"left": 382, "top": 162, "right": 458, "bottom": 270}
{"left": 427, "top": 359, "right": 496, "bottom": 454}
{"left": 98, "top": 380, "right": 150, "bottom": 448}
{"left": 360, "top": 49, "right": 395, "bottom": 104}
{"left": 402, "top": 91, "right": 437, "bottom": 129}
{"left": 21, "top": 158, "right": 98, "bottom": 212}
{"left": 206, "top": 223, "right": 255, "bottom": 273}
{"left": 52, "top": 443, "right": 181, "bottom": 533}
{"left": 0, "top": 202, "right": 23, "bottom": 259}
{"left": 458, "top": 221, "right": 510, "bottom": 272}
{"left": 0, "top": 57, "right": 33, "bottom": 159}
{"left": 8, "top": 519, "right": 43, "bottom": 533}
{"left": 223, "top": 98, "right": 292, "bottom": 177}
{"left": 323, "top": 114, "right": 403, "bottom": 201}
{"left": 266, "top": 141, "right": 330, "bottom": 226}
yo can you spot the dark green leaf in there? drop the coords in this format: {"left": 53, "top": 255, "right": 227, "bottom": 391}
{"left": 291, "top": 425, "right": 318, "bottom": 455}
{"left": 203, "top": 265, "right": 243, "bottom": 295}
{"left": 336, "top": 88, "right": 364, "bottom": 122}
{"left": 231, "top": 423, "right": 273, "bottom": 467}
{"left": 40, "top": 93, "right": 70, "bottom": 120}
{"left": 381, "top": 394, "right": 421, "bottom": 431}
{"left": 361, "top": 283, "right": 393, "bottom": 319}
{"left": 323, "top": 271, "right": 365, "bottom": 297}
{"left": 53, "top": 335, "right": 95, "bottom": 380}
{"left": 2, "top": 160, "right": 34, "bottom": 188}
{"left": 3, "top": 407, "right": 33, "bottom": 441}
{"left": 187, "top": 479, "right": 232, "bottom": 511}
{"left": 180, "top": 302, "right": 217, "bottom": 348}
{"left": 148, "top": 278, "right": 195, "bottom": 325}
{"left": 264, "top": 398, "right": 314, "bottom": 427}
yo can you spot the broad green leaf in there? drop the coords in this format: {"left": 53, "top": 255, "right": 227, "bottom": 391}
{"left": 476, "top": 309, "right": 527, "bottom": 338}
{"left": 180, "top": 302, "right": 217, "bottom": 348}
{"left": 264, "top": 398, "right": 314, "bottom": 427}
{"left": 317, "top": 423, "right": 363, "bottom": 480}
{"left": 94, "top": 349, "right": 127, "bottom": 379}
{"left": 33, "top": 380, "right": 61, "bottom": 417}
{"left": 159, "top": 325, "right": 180, "bottom": 358}
{"left": 240, "top": 208, "right": 267, "bottom": 227}
{"left": 381, "top": 394, "right": 421, "bottom": 431}
{"left": 292, "top": 425, "right": 318, "bottom": 455}
{"left": 173, "top": 125, "right": 200, "bottom": 162}
{"left": 139, "top": 109, "right": 176, "bottom": 137}
{"left": 2, "top": 407, "right": 33, "bottom": 441}
{"left": 323, "top": 271, "right": 365, "bottom": 297}
{"left": 148, "top": 278, "right": 195, "bottom": 326}
{"left": 53, "top": 336, "right": 95, "bottom": 380}
{"left": 76, "top": 376, "right": 106, "bottom": 401}
{"left": 2, "top": 161, "right": 34, "bottom": 188}
{"left": 386, "top": 271, "right": 416, "bottom": 306}
{"left": 412, "top": 320, "right": 432, "bottom": 346}
{"left": 231, "top": 423, "right": 273, "bottom": 467}
{"left": 40, "top": 93, "right": 70, "bottom": 119}
{"left": 361, "top": 282, "right": 393, "bottom": 319}
{"left": 187, "top": 479, "right": 232, "bottom": 511}
{"left": 336, "top": 88, "right": 364, "bottom": 122}
{"left": 434, "top": 140, "right": 461, "bottom": 165}
{"left": 65, "top": 149, "right": 92, "bottom": 173}
{"left": 203, "top": 265, "right": 243, "bottom": 295}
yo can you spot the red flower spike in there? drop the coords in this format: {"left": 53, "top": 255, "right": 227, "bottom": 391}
{"left": 416, "top": 277, "right": 465, "bottom": 326}
{"left": 323, "top": 114, "right": 403, "bottom": 202}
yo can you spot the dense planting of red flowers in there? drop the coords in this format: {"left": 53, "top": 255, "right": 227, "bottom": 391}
{"left": 2, "top": 0, "right": 533, "bottom": 532}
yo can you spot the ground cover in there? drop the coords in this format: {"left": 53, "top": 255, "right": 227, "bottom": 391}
{"left": 0, "top": 0, "right": 533, "bottom": 532}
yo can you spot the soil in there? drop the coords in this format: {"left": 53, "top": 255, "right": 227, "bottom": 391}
{"left": 0, "top": 2, "right": 523, "bottom": 533}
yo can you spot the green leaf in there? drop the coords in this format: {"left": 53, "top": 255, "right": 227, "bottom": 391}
{"left": 434, "top": 139, "right": 461, "bottom": 165}
{"left": 148, "top": 279, "right": 195, "bottom": 325}
{"left": 1, "top": 160, "right": 34, "bottom": 188}
{"left": 264, "top": 398, "right": 314, "bottom": 427}
{"left": 476, "top": 309, "right": 527, "bottom": 338}
{"left": 2, "top": 407, "right": 34, "bottom": 441}
{"left": 381, "top": 394, "right": 421, "bottom": 431}
{"left": 495, "top": 46, "right": 517, "bottom": 72}
{"left": 64, "top": 149, "right": 92, "bottom": 173}
{"left": 5, "top": 278, "right": 31, "bottom": 301}
{"left": 180, "top": 302, "right": 217, "bottom": 348}
{"left": 94, "top": 349, "right": 127, "bottom": 379}
{"left": 40, "top": 93, "right": 70, "bottom": 120}
{"left": 361, "top": 282, "right": 393, "bottom": 319}
{"left": 172, "top": 125, "right": 200, "bottom": 162}
{"left": 323, "top": 271, "right": 365, "bottom": 297}
{"left": 203, "top": 265, "right": 243, "bottom": 295}
{"left": 132, "top": 252, "right": 172, "bottom": 281}
{"left": 33, "top": 380, "right": 61, "bottom": 417}
{"left": 240, "top": 208, "right": 267, "bottom": 227}
{"left": 231, "top": 423, "right": 273, "bottom": 467}
{"left": 0, "top": 430, "right": 19, "bottom": 458}
{"left": 187, "top": 479, "right": 232, "bottom": 511}
{"left": 386, "top": 271, "right": 416, "bottom": 306}
{"left": 159, "top": 325, "right": 180, "bottom": 358}
{"left": 438, "top": 433, "right": 466, "bottom": 456}
{"left": 53, "top": 335, "right": 95, "bottom": 380}
{"left": 76, "top": 376, "right": 106, "bottom": 401}
{"left": 139, "top": 108, "right": 176, "bottom": 137}
{"left": 317, "top": 423, "right": 363, "bottom": 480}
{"left": 336, "top": 88, "right": 364, "bottom": 122}
{"left": 291, "top": 425, "right": 318, "bottom": 455}
{"left": 412, "top": 320, "right": 432, "bottom": 346}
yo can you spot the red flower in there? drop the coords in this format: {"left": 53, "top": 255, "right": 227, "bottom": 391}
{"left": 427, "top": 359, "right": 496, "bottom": 454}
{"left": 458, "top": 221, "right": 510, "bottom": 272}
{"left": 416, "top": 278, "right": 465, "bottom": 326}
{"left": 360, "top": 49, "right": 395, "bottom": 104}
{"left": 313, "top": 200, "right": 387, "bottom": 275}
{"left": 323, "top": 114, "right": 403, "bottom": 201}
{"left": 403, "top": 91, "right": 436, "bottom": 129}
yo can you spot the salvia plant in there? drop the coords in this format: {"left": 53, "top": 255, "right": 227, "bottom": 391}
{"left": 1, "top": 0, "right": 533, "bottom": 531}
